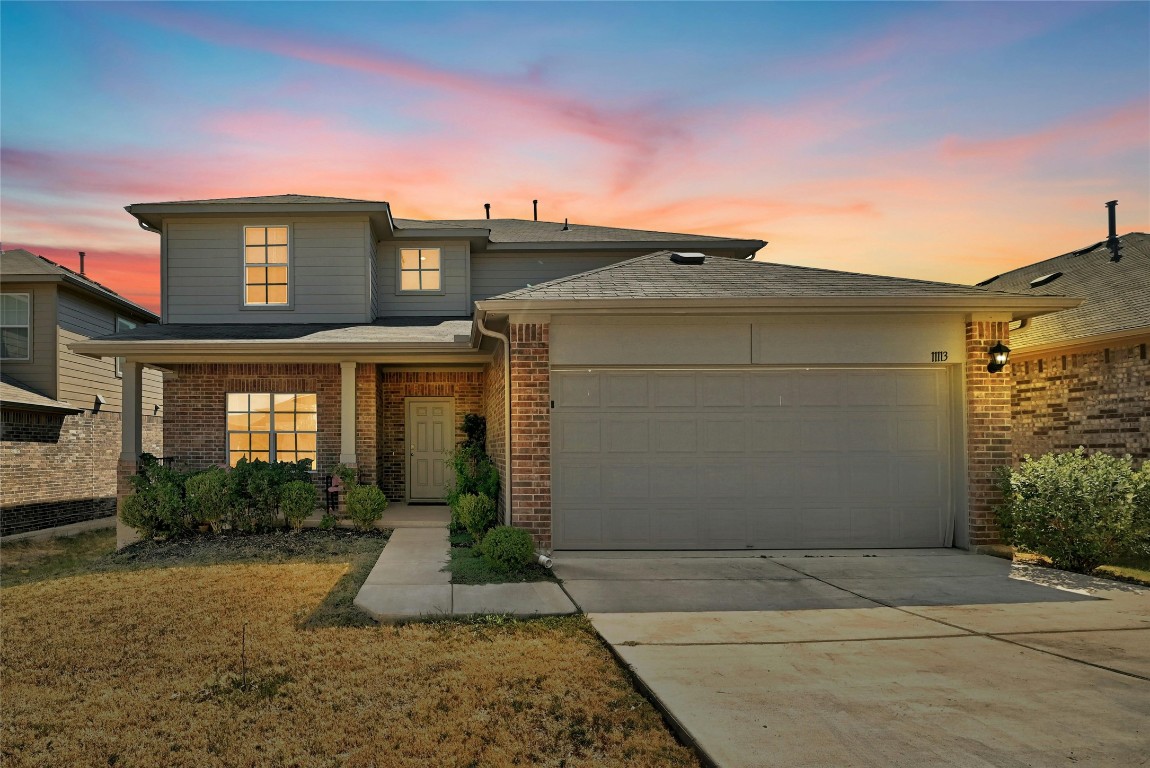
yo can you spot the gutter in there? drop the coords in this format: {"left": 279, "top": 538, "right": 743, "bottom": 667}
{"left": 475, "top": 312, "right": 513, "bottom": 527}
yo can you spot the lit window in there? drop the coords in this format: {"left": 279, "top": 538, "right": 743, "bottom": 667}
{"left": 244, "top": 226, "right": 289, "bottom": 305}
{"left": 114, "top": 316, "right": 137, "bottom": 377}
{"left": 399, "top": 248, "right": 441, "bottom": 292}
{"left": 0, "top": 293, "right": 30, "bottom": 360}
{"left": 226, "top": 392, "right": 317, "bottom": 467}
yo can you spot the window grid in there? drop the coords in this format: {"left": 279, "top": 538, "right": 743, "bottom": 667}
{"left": 226, "top": 392, "right": 317, "bottom": 467}
{"left": 244, "top": 226, "right": 289, "bottom": 306}
{"left": 399, "top": 248, "right": 442, "bottom": 292}
{"left": 114, "top": 316, "right": 137, "bottom": 377}
{"left": 1, "top": 293, "right": 31, "bottom": 361}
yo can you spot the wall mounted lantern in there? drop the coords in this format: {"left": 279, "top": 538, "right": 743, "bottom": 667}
{"left": 987, "top": 341, "right": 1011, "bottom": 373}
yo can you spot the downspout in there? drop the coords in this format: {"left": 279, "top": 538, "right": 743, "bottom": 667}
{"left": 475, "top": 312, "right": 513, "bottom": 526}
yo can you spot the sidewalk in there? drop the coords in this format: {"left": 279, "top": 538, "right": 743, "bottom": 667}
{"left": 354, "top": 525, "right": 576, "bottom": 621}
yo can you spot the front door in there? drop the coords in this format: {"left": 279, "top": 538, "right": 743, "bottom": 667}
{"left": 406, "top": 397, "right": 454, "bottom": 502}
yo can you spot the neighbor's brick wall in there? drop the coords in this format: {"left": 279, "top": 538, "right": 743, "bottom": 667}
{"left": 162, "top": 364, "right": 342, "bottom": 475}
{"left": 1012, "top": 337, "right": 1149, "bottom": 466}
{"left": 509, "top": 323, "right": 551, "bottom": 549}
{"left": 2, "top": 409, "right": 162, "bottom": 536}
{"left": 377, "top": 370, "right": 484, "bottom": 502}
{"left": 482, "top": 341, "right": 507, "bottom": 518}
{"left": 965, "top": 319, "right": 1012, "bottom": 547}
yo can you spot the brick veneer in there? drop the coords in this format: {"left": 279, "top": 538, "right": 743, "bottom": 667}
{"left": 2, "top": 410, "right": 161, "bottom": 536}
{"left": 355, "top": 363, "right": 377, "bottom": 484}
{"left": 965, "top": 319, "right": 1012, "bottom": 547}
{"left": 508, "top": 323, "right": 551, "bottom": 549}
{"left": 482, "top": 342, "right": 507, "bottom": 518}
{"left": 377, "top": 370, "right": 484, "bottom": 502}
{"left": 1012, "top": 337, "right": 1149, "bottom": 465}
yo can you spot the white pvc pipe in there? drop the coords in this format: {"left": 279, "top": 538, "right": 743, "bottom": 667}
{"left": 536, "top": 553, "right": 553, "bottom": 569}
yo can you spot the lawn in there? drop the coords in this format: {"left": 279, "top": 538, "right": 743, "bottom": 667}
{"left": 447, "top": 530, "right": 557, "bottom": 585}
{"left": 0, "top": 531, "right": 697, "bottom": 767}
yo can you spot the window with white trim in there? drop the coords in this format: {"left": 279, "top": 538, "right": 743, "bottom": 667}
{"left": 399, "top": 248, "right": 441, "bottom": 291}
{"left": 1, "top": 293, "right": 31, "bottom": 360}
{"left": 226, "top": 393, "right": 317, "bottom": 467}
{"left": 244, "top": 226, "right": 289, "bottom": 305}
{"left": 114, "top": 316, "right": 137, "bottom": 377}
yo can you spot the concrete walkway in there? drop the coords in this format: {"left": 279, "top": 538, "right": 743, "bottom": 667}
{"left": 354, "top": 522, "right": 575, "bottom": 621}
{"left": 556, "top": 551, "right": 1150, "bottom": 768}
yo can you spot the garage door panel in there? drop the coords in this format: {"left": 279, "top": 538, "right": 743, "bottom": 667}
{"left": 552, "top": 368, "right": 952, "bottom": 550}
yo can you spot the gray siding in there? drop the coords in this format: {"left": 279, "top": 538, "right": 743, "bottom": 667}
{"left": 368, "top": 236, "right": 379, "bottom": 319}
{"left": 57, "top": 289, "right": 163, "bottom": 415}
{"left": 377, "top": 241, "right": 469, "bottom": 317}
{"left": 470, "top": 252, "right": 641, "bottom": 301}
{"left": 164, "top": 218, "right": 372, "bottom": 323}
{"left": 1, "top": 282, "right": 57, "bottom": 398}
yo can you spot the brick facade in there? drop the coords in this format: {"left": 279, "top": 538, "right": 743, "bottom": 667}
{"left": 508, "top": 323, "right": 551, "bottom": 549}
{"left": 1011, "top": 337, "right": 1149, "bottom": 466}
{"left": 483, "top": 342, "right": 507, "bottom": 518}
{"left": 355, "top": 363, "right": 378, "bottom": 484}
{"left": 2, "top": 409, "right": 162, "bottom": 536}
{"left": 965, "top": 319, "right": 1012, "bottom": 547}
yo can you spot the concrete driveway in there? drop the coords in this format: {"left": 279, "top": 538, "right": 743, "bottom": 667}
{"left": 554, "top": 550, "right": 1150, "bottom": 767}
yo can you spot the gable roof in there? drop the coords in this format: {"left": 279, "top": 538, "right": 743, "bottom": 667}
{"left": 0, "top": 249, "right": 159, "bottom": 322}
{"left": 976, "top": 232, "right": 1150, "bottom": 349}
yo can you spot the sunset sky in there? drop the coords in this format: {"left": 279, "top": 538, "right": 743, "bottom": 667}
{"left": 2, "top": 1, "right": 1147, "bottom": 313}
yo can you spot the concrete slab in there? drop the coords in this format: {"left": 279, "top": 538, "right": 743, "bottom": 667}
{"left": 589, "top": 607, "right": 971, "bottom": 646}
{"left": 822, "top": 574, "right": 1099, "bottom": 606}
{"left": 775, "top": 553, "right": 1011, "bottom": 579}
{"left": 562, "top": 577, "right": 874, "bottom": 613}
{"left": 353, "top": 584, "right": 451, "bottom": 620}
{"left": 363, "top": 558, "right": 450, "bottom": 586}
{"left": 1008, "top": 562, "right": 1150, "bottom": 596}
{"left": 553, "top": 557, "right": 804, "bottom": 582}
{"left": 1004, "top": 629, "right": 1150, "bottom": 679}
{"left": 907, "top": 595, "right": 1150, "bottom": 635}
{"left": 374, "top": 528, "right": 449, "bottom": 562}
{"left": 555, "top": 548, "right": 968, "bottom": 560}
{"left": 617, "top": 635, "right": 1150, "bottom": 768}
{"left": 1, "top": 515, "right": 115, "bottom": 543}
{"left": 452, "top": 583, "right": 577, "bottom": 617}
{"left": 380, "top": 503, "right": 450, "bottom": 528}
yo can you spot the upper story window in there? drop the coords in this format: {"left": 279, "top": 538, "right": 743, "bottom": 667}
{"left": 399, "top": 248, "right": 441, "bottom": 292}
{"left": 244, "top": 226, "right": 289, "bottom": 306}
{"left": 0, "top": 293, "right": 31, "bottom": 360}
{"left": 114, "top": 316, "right": 137, "bottom": 377}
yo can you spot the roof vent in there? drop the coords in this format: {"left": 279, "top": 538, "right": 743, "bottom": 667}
{"left": 670, "top": 252, "right": 706, "bottom": 265}
{"left": 975, "top": 274, "right": 999, "bottom": 287}
{"left": 561, "top": 218, "right": 570, "bottom": 231}
{"left": 1029, "top": 271, "right": 1062, "bottom": 289}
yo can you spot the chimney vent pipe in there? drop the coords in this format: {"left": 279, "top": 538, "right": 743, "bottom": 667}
{"left": 79, "top": 251, "right": 86, "bottom": 275}
{"left": 1106, "top": 200, "right": 1118, "bottom": 241}
{"left": 484, "top": 203, "right": 491, "bottom": 220}
{"left": 533, "top": 199, "right": 538, "bottom": 221}
{"left": 561, "top": 218, "right": 570, "bottom": 231}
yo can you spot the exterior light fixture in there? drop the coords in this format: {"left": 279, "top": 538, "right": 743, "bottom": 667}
{"left": 987, "top": 341, "right": 1011, "bottom": 373}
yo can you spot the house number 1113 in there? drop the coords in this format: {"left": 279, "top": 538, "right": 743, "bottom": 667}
{"left": 931, "top": 351, "right": 949, "bottom": 362}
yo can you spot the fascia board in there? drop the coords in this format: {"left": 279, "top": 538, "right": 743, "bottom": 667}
{"left": 482, "top": 240, "right": 765, "bottom": 254}
{"left": 69, "top": 339, "right": 484, "bottom": 360}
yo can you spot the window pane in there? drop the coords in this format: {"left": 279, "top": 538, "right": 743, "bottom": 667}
{"left": 251, "top": 452, "right": 270, "bottom": 463}
{"left": 296, "top": 412, "right": 317, "bottom": 431}
{"left": 246, "top": 285, "right": 267, "bottom": 304}
{"left": 401, "top": 272, "right": 421, "bottom": 291}
{"left": 421, "top": 272, "right": 441, "bottom": 291}
{"left": 251, "top": 433, "right": 270, "bottom": 451}
{"left": 267, "top": 285, "right": 288, "bottom": 304}
{"left": 274, "top": 413, "right": 295, "bottom": 432}
{"left": 245, "top": 228, "right": 266, "bottom": 246}
{"left": 298, "top": 451, "right": 317, "bottom": 466}
{"left": 116, "top": 317, "right": 137, "bottom": 333}
{"left": 266, "top": 245, "right": 288, "bottom": 263}
{"left": 1, "top": 329, "right": 29, "bottom": 359}
{"left": 249, "top": 413, "right": 269, "bottom": 431}
{"left": 297, "top": 433, "right": 317, "bottom": 451}
{"left": 227, "top": 413, "right": 249, "bottom": 431}
{"left": 296, "top": 394, "right": 317, "bottom": 412}
{"left": 266, "top": 266, "right": 288, "bottom": 284}
{"left": 227, "top": 393, "right": 248, "bottom": 411}
{"left": 1, "top": 294, "right": 29, "bottom": 324}
{"left": 420, "top": 249, "right": 441, "bottom": 270}
{"left": 278, "top": 433, "right": 296, "bottom": 451}
{"left": 400, "top": 250, "right": 420, "bottom": 270}
{"left": 274, "top": 393, "right": 295, "bottom": 409}
{"left": 245, "top": 246, "right": 267, "bottom": 264}
{"left": 267, "top": 227, "right": 288, "bottom": 245}
{"left": 250, "top": 394, "right": 271, "bottom": 411}
{"left": 246, "top": 266, "right": 267, "bottom": 285}
{"left": 230, "top": 433, "right": 250, "bottom": 451}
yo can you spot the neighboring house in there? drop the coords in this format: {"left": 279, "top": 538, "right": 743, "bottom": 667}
{"left": 73, "top": 194, "right": 1075, "bottom": 551}
{"left": 1, "top": 249, "right": 162, "bottom": 536}
{"left": 977, "top": 213, "right": 1149, "bottom": 465}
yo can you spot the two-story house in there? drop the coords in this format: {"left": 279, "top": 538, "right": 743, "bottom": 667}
{"left": 74, "top": 194, "right": 1076, "bottom": 552}
{"left": 1, "top": 249, "right": 162, "bottom": 536}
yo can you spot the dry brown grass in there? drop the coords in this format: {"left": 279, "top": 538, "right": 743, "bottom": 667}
{"left": 1, "top": 561, "right": 697, "bottom": 767}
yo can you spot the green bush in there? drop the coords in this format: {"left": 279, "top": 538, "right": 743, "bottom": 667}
{"left": 122, "top": 454, "right": 192, "bottom": 537}
{"left": 346, "top": 485, "right": 388, "bottom": 531}
{"left": 996, "top": 448, "right": 1150, "bottom": 573}
{"left": 119, "top": 493, "right": 160, "bottom": 540}
{"left": 479, "top": 526, "right": 535, "bottom": 572}
{"left": 281, "top": 480, "right": 318, "bottom": 531}
{"left": 184, "top": 467, "right": 230, "bottom": 531}
{"left": 225, "top": 458, "right": 312, "bottom": 532}
{"left": 455, "top": 493, "right": 497, "bottom": 541}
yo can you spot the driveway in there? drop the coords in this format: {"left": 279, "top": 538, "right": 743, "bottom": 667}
{"left": 554, "top": 550, "right": 1150, "bottom": 767}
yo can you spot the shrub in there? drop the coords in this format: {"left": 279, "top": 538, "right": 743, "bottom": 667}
{"left": 479, "top": 526, "right": 535, "bottom": 572}
{"left": 346, "top": 485, "right": 388, "bottom": 531}
{"left": 123, "top": 454, "right": 192, "bottom": 537}
{"left": 281, "top": 481, "right": 318, "bottom": 531}
{"left": 184, "top": 467, "right": 230, "bottom": 531}
{"left": 119, "top": 493, "right": 160, "bottom": 540}
{"left": 456, "top": 493, "right": 497, "bottom": 541}
{"left": 996, "top": 448, "right": 1150, "bottom": 573}
{"left": 225, "top": 459, "right": 312, "bottom": 532}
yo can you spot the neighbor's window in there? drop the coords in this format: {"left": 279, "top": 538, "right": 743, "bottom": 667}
{"left": 114, "top": 316, "right": 137, "bottom": 377}
{"left": 399, "top": 247, "right": 441, "bottom": 292}
{"left": 0, "top": 293, "right": 31, "bottom": 360}
{"left": 226, "top": 393, "right": 317, "bottom": 467}
{"left": 244, "top": 226, "right": 289, "bottom": 306}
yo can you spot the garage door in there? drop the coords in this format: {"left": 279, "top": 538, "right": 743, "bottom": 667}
{"left": 551, "top": 368, "right": 953, "bottom": 549}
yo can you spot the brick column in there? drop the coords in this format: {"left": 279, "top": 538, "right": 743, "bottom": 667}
{"left": 355, "top": 363, "right": 377, "bottom": 485}
{"left": 965, "top": 316, "right": 1012, "bottom": 548}
{"left": 509, "top": 322, "right": 551, "bottom": 549}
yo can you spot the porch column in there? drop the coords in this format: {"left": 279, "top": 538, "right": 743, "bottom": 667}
{"left": 340, "top": 361, "right": 357, "bottom": 466}
{"left": 964, "top": 314, "right": 1012, "bottom": 550}
{"left": 117, "top": 360, "right": 143, "bottom": 548}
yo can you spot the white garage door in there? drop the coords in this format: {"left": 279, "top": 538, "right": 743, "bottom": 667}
{"left": 551, "top": 368, "right": 954, "bottom": 550}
